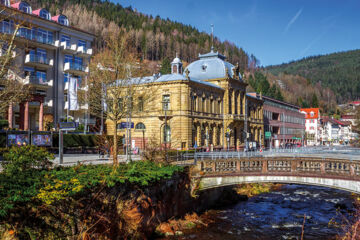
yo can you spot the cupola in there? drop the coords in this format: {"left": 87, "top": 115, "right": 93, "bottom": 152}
{"left": 171, "top": 53, "right": 183, "bottom": 74}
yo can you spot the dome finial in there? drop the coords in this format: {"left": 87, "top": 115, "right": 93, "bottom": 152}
{"left": 211, "top": 24, "right": 214, "bottom": 53}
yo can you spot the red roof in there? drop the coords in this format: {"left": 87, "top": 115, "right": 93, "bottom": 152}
{"left": 51, "top": 15, "right": 60, "bottom": 22}
{"left": 300, "top": 108, "right": 320, "bottom": 119}
{"left": 10, "top": 2, "right": 20, "bottom": 9}
{"left": 341, "top": 115, "right": 355, "bottom": 119}
{"left": 333, "top": 119, "right": 351, "bottom": 126}
{"left": 32, "top": 8, "right": 41, "bottom": 16}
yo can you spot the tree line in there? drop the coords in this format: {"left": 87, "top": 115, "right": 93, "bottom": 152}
{"left": 266, "top": 49, "right": 360, "bottom": 103}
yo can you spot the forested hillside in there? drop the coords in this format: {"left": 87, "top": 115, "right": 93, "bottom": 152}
{"left": 265, "top": 50, "right": 360, "bottom": 103}
{"left": 28, "top": 0, "right": 251, "bottom": 71}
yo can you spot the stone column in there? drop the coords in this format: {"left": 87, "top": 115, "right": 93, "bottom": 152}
{"left": 232, "top": 90, "right": 236, "bottom": 115}
{"left": 239, "top": 92, "right": 242, "bottom": 115}
{"left": 39, "top": 100, "right": 44, "bottom": 131}
{"left": 24, "top": 102, "right": 29, "bottom": 131}
{"left": 8, "top": 103, "right": 13, "bottom": 129}
{"left": 19, "top": 103, "right": 24, "bottom": 130}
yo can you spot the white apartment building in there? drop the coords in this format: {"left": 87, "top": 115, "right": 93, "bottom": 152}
{"left": 0, "top": 0, "right": 95, "bottom": 130}
{"left": 300, "top": 108, "right": 321, "bottom": 146}
{"left": 320, "top": 117, "right": 354, "bottom": 145}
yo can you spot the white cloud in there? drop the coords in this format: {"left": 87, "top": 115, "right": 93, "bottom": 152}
{"left": 284, "top": 8, "right": 303, "bottom": 33}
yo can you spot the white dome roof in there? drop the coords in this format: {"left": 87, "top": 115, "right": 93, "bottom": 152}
{"left": 185, "top": 51, "right": 239, "bottom": 81}
{"left": 171, "top": 57, "right": 181, "bottom": 64}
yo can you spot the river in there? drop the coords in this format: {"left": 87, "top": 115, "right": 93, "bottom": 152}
{"left": 174, "top": 184, "right": 356, "bottom": 240}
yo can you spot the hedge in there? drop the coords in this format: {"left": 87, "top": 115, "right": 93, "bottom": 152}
{"left": 52, "top": 134, "right": 98, "bottom": 148}
{"left": 0, "top": 119, "right": 8, "bottom": 130}
{"left": 0, "top": 133, "right": 6, "bottom": 148}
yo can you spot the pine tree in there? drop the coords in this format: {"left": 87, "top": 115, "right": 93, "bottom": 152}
{"left": 311, "top": 93, "right": 319, "bottom": 108}
{"left": 160, "top": 57, "right": 171, "bottom": 75}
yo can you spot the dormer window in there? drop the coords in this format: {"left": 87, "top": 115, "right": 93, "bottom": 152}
{"left": 310, "top": 112, "right": 314, "bottom": 117}
{"left": 201, "top": 64, "right": 207, "bottom": 72}
{"left": 58, "top": 15, "right": 69, "bottom": 26}
{"left": 1, "top": 0, "right": 10, "bottom": 7}
{"left": 39, "top": 9, "right": 51, "bottom": 20}
{"left": 19, "top": 2, "right": 32, "bottom": 14}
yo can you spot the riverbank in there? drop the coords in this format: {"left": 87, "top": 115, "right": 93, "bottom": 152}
{"left": 167, "top": 185, "right": 357, "bottom": 240}
{"left": 0, "top": 147, "right": 247, "bottom": 240}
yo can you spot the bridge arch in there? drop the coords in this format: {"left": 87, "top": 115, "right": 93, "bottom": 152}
{"left": 197, "top": 175, "right": 360, "bottom": 194}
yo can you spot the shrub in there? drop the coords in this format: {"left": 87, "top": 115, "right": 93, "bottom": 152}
{"left": 0, "top": 133, "right": 6, "bottom": 148}
{"left": 3, "top": 145, "right": 54, "bottom": 175}
{"left": 0, "top": 119, "right": 8, "bottom": 129}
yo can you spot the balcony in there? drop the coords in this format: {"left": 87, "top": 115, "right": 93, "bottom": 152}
{"left": 45, "top": 98, "right": 53, "bottom": 107}
{"left": 77, "top": 46, "right": 93, "bottom": 57}
{"left": 158, "top": 109, "right": 173, "bottom": 120}
{"left": 60, "top": 41, "right": 77, "bottom": 53}
{"left": 64, "top": 62, "right": 89, "bottom": 76}
{"left": 25, "top": 54, "right": 53, "bottom": 69}
{"left": 23, "top": 76, "right": 53, "bottom": 88}
{"left": 15, "top": 31, "right": 58, "bottom": 49}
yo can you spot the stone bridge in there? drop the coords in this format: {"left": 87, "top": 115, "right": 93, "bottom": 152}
{"left": 191, "top": 154, "right": 360, "bottom": 194}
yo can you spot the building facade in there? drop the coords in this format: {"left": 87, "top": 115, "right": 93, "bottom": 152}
{"left": 320, "top": 117, "right": 354, "bottom": 145}
{"left": 1, "top": 1, "right": 95, "bottom": 130}
{"left": 107, "top": 51, "right": 264, "bottom": 150}
{"left": 251, "top": 94, "right": 305, "bottom": 148}
{"left": 301, "top": 108, "right": 321, "bottom": 146}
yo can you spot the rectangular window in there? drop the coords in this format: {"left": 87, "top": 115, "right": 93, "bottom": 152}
{"left": 36, "top": 48, "right": 47, "bottom": 64}
{"left": 61, "top": 35, "right": 71, "bottom": 47}
{"left": 64, "top": 55, "right": 72, "bottom": 64}
{"left": 64, "top": 73, "right": 70, "bottom": 83}
{"left": 78, "top": 40, "right": 86, "bottom": 49}
{"left": 36, "top": 71, "right": 46, "bottom": 84}
{"left": 37, "top": 28, "right": 53, "bottom": 45}
{"left": 74, "top": 57, "right": 83, "bottom": 70}
{"left": 162, "top": 95, "right": 170, "bottom": 110}
{"left": 138, "top": 97, "right": 144, "bottom": 112}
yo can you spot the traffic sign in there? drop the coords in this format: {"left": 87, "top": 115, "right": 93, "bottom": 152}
{"left": 59, "top": 122, "right": 76, "bottom": 131}
{"left": 119, "top": 122, "right": 134, "bottom": 129}
{"left": 265, "top": 131, "right": 271, "bottom": 139}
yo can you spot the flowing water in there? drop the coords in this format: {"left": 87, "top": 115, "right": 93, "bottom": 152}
{"left": 176, "top": 185, "right": 356, "bottom": 240}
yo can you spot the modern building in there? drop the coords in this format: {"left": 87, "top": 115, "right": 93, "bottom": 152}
{"left": 107, "top": 51, "right": 264, "bottom": 150}
{"left": 249, "top": 94, "right": 305, "bottom": 149}
{"left": 1, "top": 0, "right": 95, "bottom": 130}
{"left": 301, "top": 108, "right": 321, "bottom": 146}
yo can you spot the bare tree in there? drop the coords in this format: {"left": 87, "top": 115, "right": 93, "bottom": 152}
{"left": 87, "top": 31, "right": 156, "bottom": 166}
{"left": 0, "top": 7, "right": 30, "bottom": 118}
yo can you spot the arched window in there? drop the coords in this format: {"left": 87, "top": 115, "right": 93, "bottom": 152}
{"left": 135, "top": 122, "right": 145, "bottom": 130}
{"left": 1, "top": 0, "right": 10, "bottom": 6}
{"left": 163, "top": 124, "right": 171, "bottom": 143}
{"left": 19, "top": 2, "right": 32, "bottom": 14}
{"left": 40, "top": 9, "right": 51, "bottom": 20}
{"left": 58, "top": 15, "right": 69, "bottom": 26}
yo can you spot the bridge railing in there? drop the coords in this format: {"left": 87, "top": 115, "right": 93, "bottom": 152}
{"left": 195, "top": 156, "right": 360, "bottom": 181}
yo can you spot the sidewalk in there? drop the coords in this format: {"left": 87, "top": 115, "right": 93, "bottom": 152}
{"left": 53, "top": 154, "right": 142, "bottom": 166}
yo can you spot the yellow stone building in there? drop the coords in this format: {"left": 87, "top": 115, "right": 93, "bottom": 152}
{"left": 107, "top": 51, "right": 264, "bottom": 150}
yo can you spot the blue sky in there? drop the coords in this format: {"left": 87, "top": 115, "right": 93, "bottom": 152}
{"left": 115, "top": 0, "right": 360, "bottom": 66}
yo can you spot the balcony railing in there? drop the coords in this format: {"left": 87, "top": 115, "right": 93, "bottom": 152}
{"left": 25, "top": 75, "right": 51, "bottom": 86}
{"left": 64, "top": 62, "right": 88, "bottom": 72}
{"left": 25, "top": 54, "right": 53, "bottom": 66}
{"left": 77, "top": 45, "right": 93, "bottom": 56}
{"left": 60, "top": 41, "right": 77, "bottom": 52}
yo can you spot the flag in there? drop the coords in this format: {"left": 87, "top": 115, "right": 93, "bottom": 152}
{"left": 69, "top": 77, "right": 79, "bottom": 111}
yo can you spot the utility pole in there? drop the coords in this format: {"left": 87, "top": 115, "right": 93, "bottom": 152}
{"left": 164, "top": 109, "right": 168, "bottom": 162}
{"left": 244, "top": 95, "right": 248, "bottom": 151}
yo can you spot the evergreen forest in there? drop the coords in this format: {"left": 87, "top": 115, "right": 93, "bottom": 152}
{"left": 266, "top": 50, "right": 360, "bottom": 103}
{"left": 27, "top": 0, "right": 252, "bottom": 72}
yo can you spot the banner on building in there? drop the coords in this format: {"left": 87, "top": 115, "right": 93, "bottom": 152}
{"left": 69, "top": 77, "right": 79, "bottom": 111}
